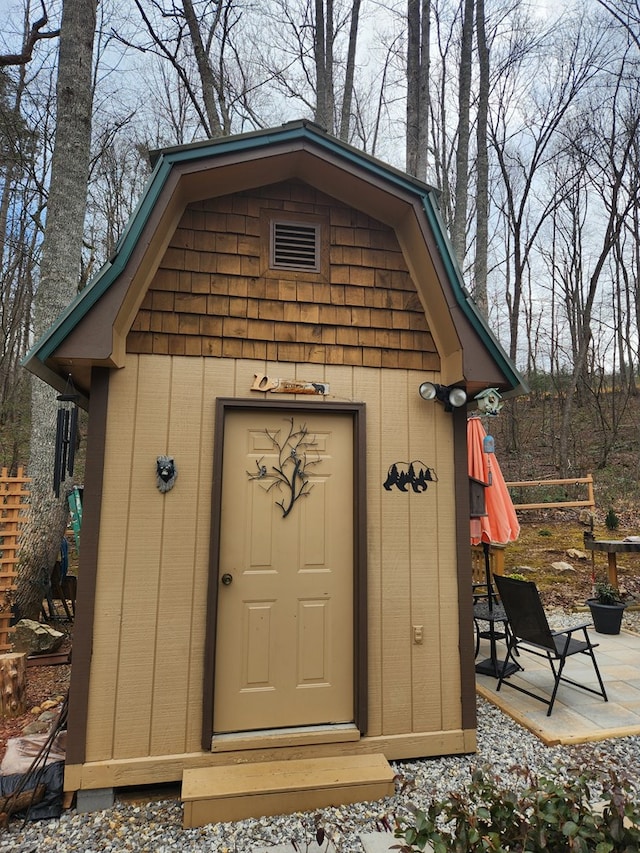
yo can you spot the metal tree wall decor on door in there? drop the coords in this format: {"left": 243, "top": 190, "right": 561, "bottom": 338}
{"left": 247, "top": 418, "right": 321, "bottom": 518}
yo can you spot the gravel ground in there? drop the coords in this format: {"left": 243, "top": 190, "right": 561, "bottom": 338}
{"left": 3, "top": 698, "right": 639, "bottom": 853}
{"left": 1, "top": 612, "right": 639, "bottom": 852}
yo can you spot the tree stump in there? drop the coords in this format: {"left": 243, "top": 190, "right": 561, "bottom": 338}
{"left": 0, "top": 653, "right": 26, "bottom": 717}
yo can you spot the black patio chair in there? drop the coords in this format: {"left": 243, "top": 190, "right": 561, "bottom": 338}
{"left": 493, "top": 574, "right": 608, "bottom": 716}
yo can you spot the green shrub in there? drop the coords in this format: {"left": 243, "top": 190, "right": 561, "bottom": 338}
{"left": 394, "top": 766, "right": 640, "bottom": 852}
{"left": 538, "top": 529, "right": 552, "bottom": 537}
{"left": 605, "top": 507, "right": 620, "bottom": 530}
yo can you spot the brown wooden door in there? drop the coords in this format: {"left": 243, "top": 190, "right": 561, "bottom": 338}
{"left": 213, "top": 409, "right": 354, "bottom": 733}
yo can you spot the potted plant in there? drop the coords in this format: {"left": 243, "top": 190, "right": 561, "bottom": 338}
{"left": 587, "top": 581, "right": 626, "bottom": 634}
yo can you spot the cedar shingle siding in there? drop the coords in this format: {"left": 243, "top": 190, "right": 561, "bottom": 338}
{"left": 128, "top": 180, "right": 439, "bottom": 370}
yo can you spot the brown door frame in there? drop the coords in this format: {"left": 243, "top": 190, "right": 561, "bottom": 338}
{"left": 202, "top": 398, "right": 368, "bottom": 749}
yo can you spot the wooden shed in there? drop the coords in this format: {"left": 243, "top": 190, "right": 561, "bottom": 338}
{"left": 25, "top": 120, "right": 524, "bottom": 822}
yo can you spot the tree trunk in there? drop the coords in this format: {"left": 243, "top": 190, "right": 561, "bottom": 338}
{"left": 473, "top": 0, "right": 489, "bottom": 315}
{"left": 451, "top": 0, "right": 474, "bottom": 266}
{"left": 17, "top": 0, "right": 97, "bottom": 622}
{"left": 325, "top": 0, "right": 335, "bottom": 130}
{"left": 406, "top": 0, "right": 419, "bottom": 176}
{"left": 406, "top": 0, "right": 430, "bottom": 180}
{"left": 0, "top": 652, "right": 26, "bottom": 717}
{"left": 181, "top": 0, "right": 223, "bottom": 138}
{"left": 314, "top": 0, "right": 329, "bottom": 129}
{"left": 339, "top": 0, "right": 361, "bottom": 142}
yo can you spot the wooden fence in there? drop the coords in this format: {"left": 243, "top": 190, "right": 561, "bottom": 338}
{"left": 0, "top": 467, "right": 30, "bottom": 652}
{"left": 505, "top": 474, "right": 595, "bottom": 512}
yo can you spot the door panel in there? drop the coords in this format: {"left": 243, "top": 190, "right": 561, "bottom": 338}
{"left": 214, "top": 410, "right": 354, "bottom": 733}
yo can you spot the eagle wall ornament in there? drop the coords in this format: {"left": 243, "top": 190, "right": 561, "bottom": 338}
{"left": 156, "top": 456, "right": 177, "bottom": 493}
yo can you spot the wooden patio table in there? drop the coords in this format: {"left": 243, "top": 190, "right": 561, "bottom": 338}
{"left": 583, "top": 538, "right": 640, "bottom": 588}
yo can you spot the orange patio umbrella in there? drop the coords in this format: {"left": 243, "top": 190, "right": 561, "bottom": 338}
{"left": 468, "top": 415, "right": 520, "bottom": 677}
{"left": 467, "top": 416, "right": 519, "bottom": 547}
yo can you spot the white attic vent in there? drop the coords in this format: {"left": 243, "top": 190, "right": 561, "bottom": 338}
{"left": 271, "top": 221, "right": 320, "bottom": 272}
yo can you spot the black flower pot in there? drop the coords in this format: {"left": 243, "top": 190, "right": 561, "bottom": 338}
{"left": 586, "top": 599, "right": 626, "bottom": 635}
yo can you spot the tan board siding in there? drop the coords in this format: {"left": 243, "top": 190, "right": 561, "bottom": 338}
{"left": 127, "top": 181, "right": 440, "bottom": 371}
{"left": 83, "top": 354, "right": 461, "bottom": 764}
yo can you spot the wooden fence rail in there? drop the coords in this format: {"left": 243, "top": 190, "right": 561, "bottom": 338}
{"left": 0, "top": 467, "right": 31, "bottom": 652}
{"left": 505, "top": 474, "right": 595, "bottom": 512}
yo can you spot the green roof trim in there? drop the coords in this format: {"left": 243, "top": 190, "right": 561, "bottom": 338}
{"left": 419, "top": 192, "right": 525, "bottom": 393}
{"left": 24, "top": 119, "right": 525, "bottom": 395}
{"left": 26, "top": 153, "right": 174, "bottom": 364}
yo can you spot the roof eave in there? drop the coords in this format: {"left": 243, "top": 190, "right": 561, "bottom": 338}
{"left": 420, "top": 193, "right": 527, "bottom": 396}
{"left": 24, "top": 120, "right": 525, "bottom": 399}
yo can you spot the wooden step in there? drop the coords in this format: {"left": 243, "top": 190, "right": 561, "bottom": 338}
{"left": 181, "top": 752, "right": 395, "bottom": 827}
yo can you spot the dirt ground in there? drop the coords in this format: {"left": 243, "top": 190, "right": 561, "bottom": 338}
{"left": 506, "top": 516, "right": 640, "bottom": 608}
{"left": 0, "top": 626, "right": 71, "bottom": 764}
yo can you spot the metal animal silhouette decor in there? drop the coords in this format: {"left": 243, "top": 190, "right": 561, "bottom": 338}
{"left": 383, "top": 461, "right": 438, "bottom": 493}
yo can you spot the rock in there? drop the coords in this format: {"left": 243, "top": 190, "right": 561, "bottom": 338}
{"left": 37, "top": 709, "right": 58, "bottom": 723}
{"left": 566, "top": 548, "right": 588, "bottom": 560}
{"left": 579, "top": 509, "right": 595, "bottom": 526}
{"left": 513, "top": 565, "right": 537, "bottom": 574}
{"left": 22, "top": 719, "right": 51, "bottom": 735}
{"left": 11, "top": 619, "right": 64, "bottom": 655}
{"left": 551, "top": 561, "right": 576, "bottom": 574}
{"left": 22, "top": 706, "right": 61, "bottom": 735}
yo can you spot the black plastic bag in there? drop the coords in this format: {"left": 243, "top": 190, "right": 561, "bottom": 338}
{"left": 0, "top": 760, "right": 64, "bottom": 821}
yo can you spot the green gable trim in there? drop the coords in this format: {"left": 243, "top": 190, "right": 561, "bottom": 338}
{"left": 419, "top": 192, "right": 525, "bottom": 393}
{"left": 154, "top": 120, "right": 437, "bottom": 199}
{"left": 26, "top": 154, "right": 174, "bottom": 364}
{"left": 25, "top": 120, "right": 524, "bottom": 394}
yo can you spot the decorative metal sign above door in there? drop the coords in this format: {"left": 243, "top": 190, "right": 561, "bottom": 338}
{"left": 251, "top": 374, "right": 329, "bottom": 395}
{"left": 247, "top": 418, "right": 322, "bottom": 518}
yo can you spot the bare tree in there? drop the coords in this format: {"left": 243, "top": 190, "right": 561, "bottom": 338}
{"left": 472, "top": 0, "right": 489, "bottom": 314}
{"left": 17, "top": 0, "right": 97, "bottom": 620}
{"left": 426, "top": 1, "right": 460, "bottom": 226}
{"left": 314, "top": 0, "right": 334, "bottom": 129}
{"left": 338, "top": 0, "right": 360, "bottom": 140}
{"left": 0, "top": 1, "right": 59, "bottom": 68}
{"left": 256, "top": 0, "right": 363, "bottom": 137}
{"left": 489, "top": 16, "right": 604, "bottom": 363}
{"left": 595, "top": 0, "right": 640, "bottom": 50}
{"left": 181, "top": 0, "right": 224, "bottom": 136}
{"left": 114, "top": 0, "right": 252, "bottom": 139}
{"left": 406, "top": 0, "right": 430, "bottom": 179}
{"left": 450, "top": 0, "right": 473, "bottom": 264}
{"left": 0, "top": 65, "right": 40, "bottom": 468}
{"left": 555, "top": 68, "right": 640, "bottom": 475}
{"left": 84, "top": 129, "right": 151, "bottom": 277}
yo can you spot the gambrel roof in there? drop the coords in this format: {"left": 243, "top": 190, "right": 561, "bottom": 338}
{"left": 24, "top": 120, "right": 525, "bottom": 406}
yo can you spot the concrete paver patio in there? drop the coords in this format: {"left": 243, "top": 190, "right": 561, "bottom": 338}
{"left": 251, "top": 630, "right": 640, "bottom": 853}
{"left": 476, "top": 627, "right": 640, "bottom": 744}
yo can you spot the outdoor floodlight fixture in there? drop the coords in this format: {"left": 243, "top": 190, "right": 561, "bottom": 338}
{"left": 418, "top": 381, "right": 468, "bottom": 411}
